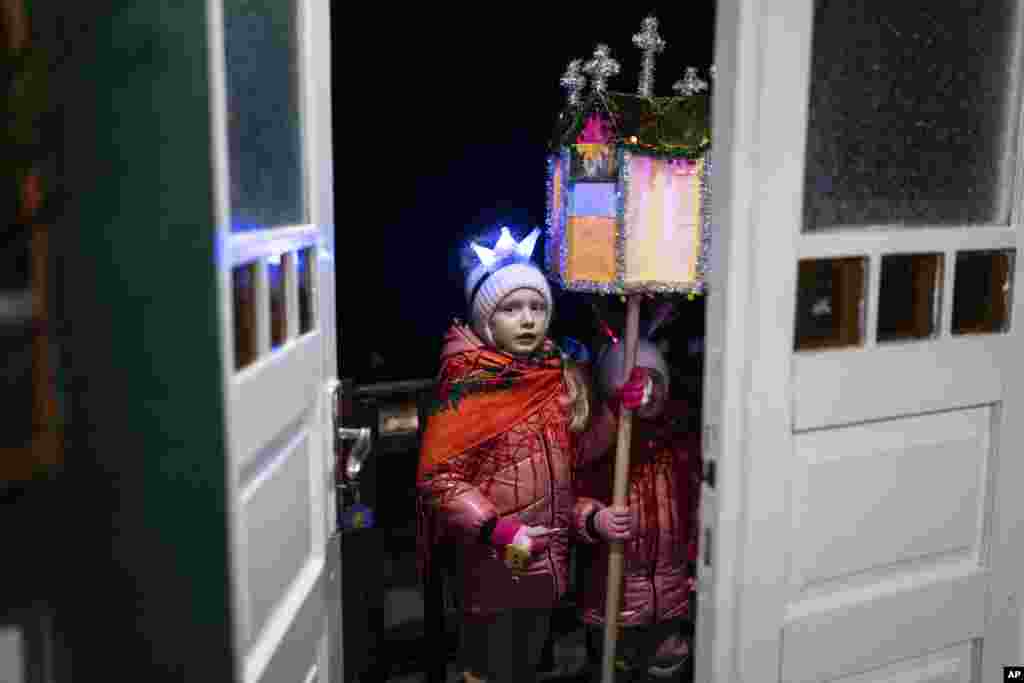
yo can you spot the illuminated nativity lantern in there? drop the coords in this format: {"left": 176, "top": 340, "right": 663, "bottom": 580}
{"left": 546, "top": 20, "right": 713, "bottom": 298}
{"left": 546, "top": 17, "right": 715, "bottom": 683}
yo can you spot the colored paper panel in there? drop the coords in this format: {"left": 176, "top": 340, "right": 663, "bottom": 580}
{"left": 567, "top": 216, "right": 617, "bottom": 283}
{"left": 569, "top": 182, "right": 618, "bottom": 217}
{"left": 624, "top": 155, "right": 702, "bottom": 286}
{"left": 571, "top": 144, "right": 617, "bottom": 181}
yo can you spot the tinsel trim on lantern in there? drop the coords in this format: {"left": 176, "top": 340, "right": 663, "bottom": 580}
{"left": 616, "top": 147, "right": 630, "bottom": 291}
{"left": 696, "top": 150, "right": 713, "bottom": 292}
{"left": 545, "top": 154, "right": 558, "bottom": 282}
{"left": 550, "top": 145, "right": 711, "bottom": 298}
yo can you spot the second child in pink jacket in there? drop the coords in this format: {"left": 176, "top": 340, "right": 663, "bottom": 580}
{"left": 573, "top": 339, "right": 702, "bottom": 682}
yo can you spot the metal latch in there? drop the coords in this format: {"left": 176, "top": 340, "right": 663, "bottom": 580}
{"left": 330, "top": 379, "right": 375, "bottom": 531}
{"left": 702, "top": 459, "right": 716, "bottom": 489}
{"left": 337, "top": 427, "right": 372, "bottom": 481}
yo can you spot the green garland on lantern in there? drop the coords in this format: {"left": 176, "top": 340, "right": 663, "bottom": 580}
{"left": 552, "top": 89, "right": 711, "bottom": 159}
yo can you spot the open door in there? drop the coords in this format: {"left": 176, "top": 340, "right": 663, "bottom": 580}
{"left": 208, "top": 0, "right": 339, "bottom": 681}
{"left": 699, "top": 1, "right": 1024, "bottom": 681}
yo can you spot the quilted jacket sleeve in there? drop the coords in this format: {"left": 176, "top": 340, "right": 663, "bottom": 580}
{"left": 416, "top": 446, "right": 499, "bottom": 546}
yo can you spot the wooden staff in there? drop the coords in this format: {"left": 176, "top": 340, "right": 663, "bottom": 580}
{"left": 601, "top": 294, "right": 641, "bottom": 683}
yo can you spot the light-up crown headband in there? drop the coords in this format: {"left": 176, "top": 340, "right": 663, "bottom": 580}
{"left": 467, "top": 226, "right": 542, "bottom": 305}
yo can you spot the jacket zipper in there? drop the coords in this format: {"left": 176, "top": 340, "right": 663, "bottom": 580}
{"left": 649, "top": 495, "right": 659, "bottom": 624}
{"left": 649, "top": 565, "right": 658, "bottom": 624}
{"left": 542, "top": 428, "right": 559, "bottom": 597}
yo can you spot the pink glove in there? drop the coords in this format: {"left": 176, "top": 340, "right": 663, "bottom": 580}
{"left": 616, "top": 367, "right": 652, "bottom": 412}
{"left": 593, "top": 505, "right": 635, "bottom": 542}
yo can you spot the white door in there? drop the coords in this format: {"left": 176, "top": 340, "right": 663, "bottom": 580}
{"left": 699, "top": 1, "right": 1024, "bottom": 682}
{"left": 208, "top": 1, "right": 339, "bottom": 682}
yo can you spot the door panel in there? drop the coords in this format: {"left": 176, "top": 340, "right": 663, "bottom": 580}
{"left": 783, "top": 569, "right": 986, "bottom": 683}
{"left": 234, "top": 331, "right": 322, "bottom": 473}
{"left": 781, "top": 407, "right": 995, "bottom": 682}
{"left": 823, "top": 642, "right": 974, "bottom": 683}
{"left": 246, "top": 569, "right": 325, "bottom": 683}
{"left": 208, "top": 0, "right": 337, "bottom": 681}
{"left": 242, "top": 431, "right": 315, "bottom": 644}
{"left": 793, "top": 338, "right": 1006, "bottom": 430}
{"left": 790, "top": 408, "right": 991, "bottom": 590}
{"left": 703, "top": 0, "right": 1024, "bottom": 681}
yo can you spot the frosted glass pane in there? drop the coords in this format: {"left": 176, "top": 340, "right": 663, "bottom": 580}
{"left": 803, "top": 0, "right": 1017, "bottom": 231}
{"left": 224, "top": 0, "right": 306, "bottom": 231}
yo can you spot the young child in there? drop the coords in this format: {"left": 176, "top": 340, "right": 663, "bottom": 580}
{"left": 573, "top": 338, "right": 702, "bottom": 682}
{"left": 416, "top": 227, "right": 637, "bottom": 683}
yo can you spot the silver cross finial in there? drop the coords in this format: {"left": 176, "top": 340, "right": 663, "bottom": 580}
{"left": 673, "top": 66, "right": 709, "bottom": 97}
{"left": 583, "top": 44, "right": 620, "bottom": 95}
{"left": 559, "top": 59, "right": 587, "bottom": 107}
{"left": 633, "top": 15, "right": 666, "bottom": 98}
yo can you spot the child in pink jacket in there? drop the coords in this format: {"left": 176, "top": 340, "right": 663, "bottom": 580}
{"left": 573, "top": 339, "right": 702, "bottom": 682}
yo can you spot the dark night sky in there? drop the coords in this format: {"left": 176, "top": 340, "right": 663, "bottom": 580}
{"left": 335, "top": 6, "right": 717, "bottom": 384}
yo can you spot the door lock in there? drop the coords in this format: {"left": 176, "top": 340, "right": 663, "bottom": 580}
{"left": 702, "top": 459, "right": 716, "bottom": 489}
{"left": 337, "top": 427, "right": 372, "bottom": 481}
{"left": 329, "top": 379, "right": 373, "bottom": 482}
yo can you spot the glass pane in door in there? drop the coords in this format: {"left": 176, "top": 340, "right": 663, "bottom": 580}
{"left": 877, "top": 253, "right": 943, "bottom": 342}
{"left": 224, "top": 0, "right": 307, "bottom": 231}
{"left": 794, "top": 257, "right": 867, "bottom": 351}
{"left": 803, "top": 0, "right": 1018, "bottom": 231}
{"left": 952, "top": 249, "right": 1015, "bottom": 335}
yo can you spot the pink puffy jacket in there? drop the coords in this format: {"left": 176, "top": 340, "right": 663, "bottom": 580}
{"left": 573, "top": 401, "right": 701, "bottom": 627}
{"left": 417, "top": 394, "right": 579, "bottom": 616}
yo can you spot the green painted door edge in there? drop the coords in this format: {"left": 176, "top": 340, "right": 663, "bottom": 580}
{"left": 54, "top": 4, "right": 237, "bottom": 680}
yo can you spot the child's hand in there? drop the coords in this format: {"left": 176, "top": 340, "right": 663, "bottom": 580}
{"left": 594, "top": 505, "right": 635, "bottom": 542}
{"left": 492, "top": 518, "right": 562, "bottom": 571}
{"left": 617, "top": 367, "right": 652, "bottom": 411}
{"left": 516, "top": 525, "right": 563, "bottom": 557}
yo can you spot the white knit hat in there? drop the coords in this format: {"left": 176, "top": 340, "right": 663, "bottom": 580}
{"left": 596, "top": 338, "right": 669, "bottom": 398}
{"left": 464, "top": 228, "right": 554, "bottom": 346}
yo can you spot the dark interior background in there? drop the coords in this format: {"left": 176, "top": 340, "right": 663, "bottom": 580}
{"left": 334, "top": 6, "right": 717, "bottom": 386}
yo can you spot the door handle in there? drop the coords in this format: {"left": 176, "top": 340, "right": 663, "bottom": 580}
{"left": 337, "top": 427, "right": 372, "bottom": 481}
{"left": 329, "top": 379, "right": 374, "bottom": 481}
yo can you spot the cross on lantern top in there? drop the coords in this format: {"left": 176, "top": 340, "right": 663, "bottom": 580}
{"left": 559, "top": 59, "right": 587, "bottom": 107}
{"left": 673, "top": 67, "right": 709, "bottom": 97}
{"left": 632, "top": 15, "right": 666, "bottom": 97}
{"left": 583, "top": 44, "right": 620, "bottom": 95}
